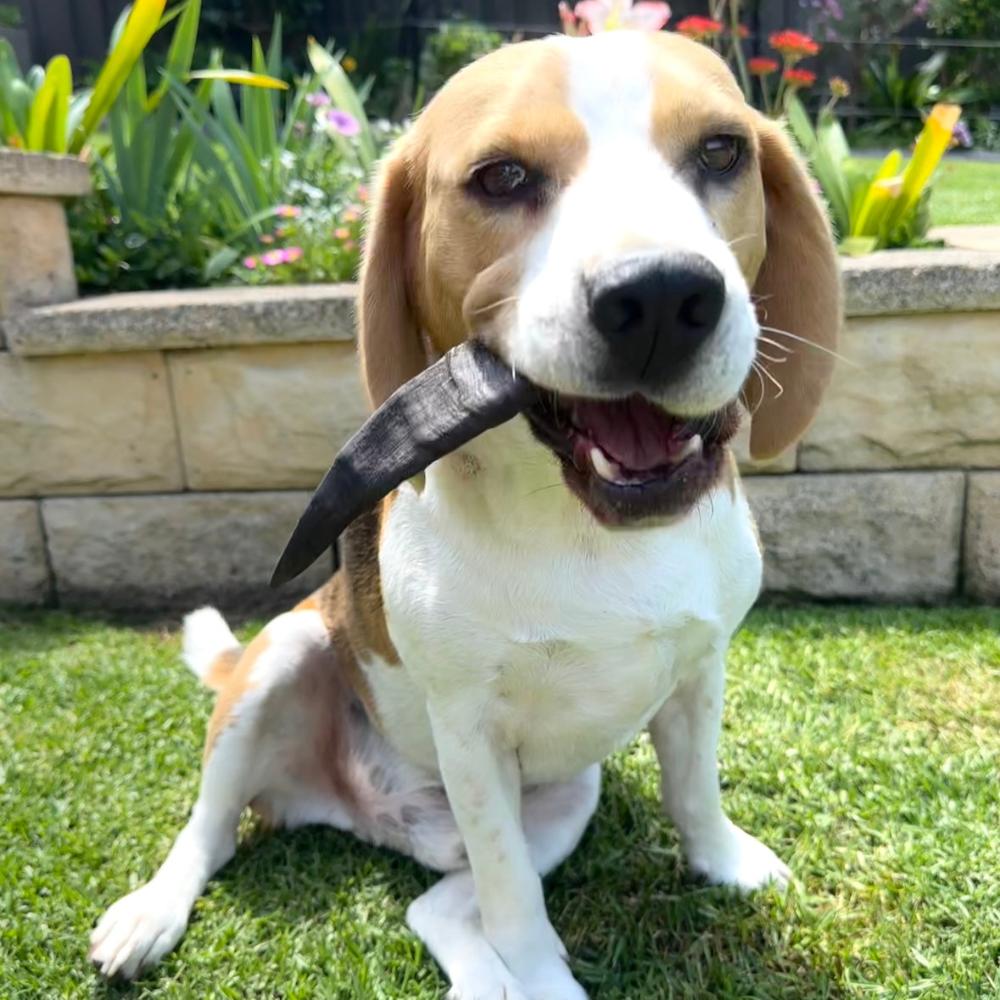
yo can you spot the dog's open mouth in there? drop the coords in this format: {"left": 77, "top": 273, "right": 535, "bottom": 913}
{"left": 526, "top": 393, "right": 741, "bottom": 524}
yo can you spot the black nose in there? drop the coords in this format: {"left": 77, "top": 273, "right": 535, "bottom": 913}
{"left": 587, "top": 252, "right": 726, "bottom": 385}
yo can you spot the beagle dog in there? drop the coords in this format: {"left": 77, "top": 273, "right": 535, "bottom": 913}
{"left": 90, "top": 29, "right": 839, "bottom": 999}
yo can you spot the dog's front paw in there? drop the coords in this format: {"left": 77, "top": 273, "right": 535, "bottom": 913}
{"left": 89, "top": 882, "right": 190, "bottom": 979}
{"left": 516, "top": 955, "right": 589, "bottom": 1000}
{"left": 491, "top": 922, "right": 587, "bottom": 1000}
{"left": 687, "top": 820, "right": 791, "bottom": 892}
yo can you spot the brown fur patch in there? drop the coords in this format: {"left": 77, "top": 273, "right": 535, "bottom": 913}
{"left": 203, "top": 629, "right": 271, "bottom": 760}
{"left": 201, "top": 647, "right": 241, "bottom": 693}
{"left": 294, "top": 592, "right": 321, "bottom": 612}
{"left": 358, "top": 38, "right": 587, "bottom": 408}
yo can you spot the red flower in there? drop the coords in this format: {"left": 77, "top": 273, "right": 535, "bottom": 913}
{"left": 769, "top": 29, "right": 820, "bottom": 58}
{"left": 675, "top": 15, "right": 723, "bottom": 40}
{"left": 748, "top": 56, "right": 779, "bottom": 75}
{"left": 782, "top": 67, "right": 817, "bottom": 87}
{"left": 733, "top": 23, "right": 749, "bottom": 38}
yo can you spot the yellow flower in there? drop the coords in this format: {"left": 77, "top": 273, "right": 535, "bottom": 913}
{"left": 829, "top": 76, "right": 850, "bottom": 99}
{"left": 341, "top": 55, "right": 357, "bottom": 73}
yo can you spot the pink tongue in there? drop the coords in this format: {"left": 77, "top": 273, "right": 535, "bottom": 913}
{"left": 572, "top": 397, "right": 682, "bottom": 471}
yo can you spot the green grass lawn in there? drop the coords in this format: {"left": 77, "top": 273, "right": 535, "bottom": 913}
{"left": 930, "top": 159, "right": 1000, "bottom": 227}
{"left": 2, "top": 605, "right": 998, "bottom": 999}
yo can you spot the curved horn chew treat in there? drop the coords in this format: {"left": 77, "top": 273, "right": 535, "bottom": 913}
{"left": 271, "top": 341, "right": 536, "bottom": 587}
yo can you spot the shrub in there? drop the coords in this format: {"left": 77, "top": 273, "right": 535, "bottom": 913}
{"left": 419, "top": 19, "right": 504, "bottom": 96}
{"left": 786, "top": 94, "right": 960, "bottom": 253}
{"left": 70, "top": 4, "right": 397, "bottom": 293}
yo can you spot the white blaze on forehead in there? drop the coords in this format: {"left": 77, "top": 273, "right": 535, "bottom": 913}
{"left": 509, "top": 32, "right": 758, "bottom": 410}
{"left": 560, "top": 31, "right": 654, "bottom": 146}
{"left": 554, "top": 31, "right": 720, "bottom": 257}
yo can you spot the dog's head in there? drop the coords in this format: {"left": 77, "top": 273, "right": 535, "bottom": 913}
{"left": 359, "top": 30, "right": 840, "bottom": 525}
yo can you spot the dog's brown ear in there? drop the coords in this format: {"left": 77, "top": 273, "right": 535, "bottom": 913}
{"left": 744, "top": 115, "right": 842, "bottom": 460}
{"left": 358, "top": 137, "right": 427, "bottom": 409}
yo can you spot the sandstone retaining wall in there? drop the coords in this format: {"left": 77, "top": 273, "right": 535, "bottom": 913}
{"left": 1, "top": 250, "right": 997, "bottom": 609}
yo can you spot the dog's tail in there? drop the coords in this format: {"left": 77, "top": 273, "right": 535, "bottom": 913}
{"left": 181, "top": 607, "right": 243, "bottom": 692}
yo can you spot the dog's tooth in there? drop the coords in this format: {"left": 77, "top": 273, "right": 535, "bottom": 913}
{"left": 590, "top": 446, "right": 621, "bottom": 482}
{"left": 678, "top": 434, "right": 703, "bottom": 461}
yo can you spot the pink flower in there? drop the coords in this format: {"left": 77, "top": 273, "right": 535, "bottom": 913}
{"left": 571, "top": 0, "right": 671, "bottom": 34}
{"left": 243, "top": 256, "right": 258, "bottom": 269}
{"left": 357, "top": 185, "right": 369, "bottom": 203}
{"left": 342, "top": 206, "right": 361, "bottom": 222}
{"left": 327, "top": 109, "right": 361, "bottom": 136}
{"left": 344, "top": 240, "right": 357, "bottom": 252}
{"left": 334, "top": 227, "right": 351, "bottom": 240}
{"left": 259, "top": 247, "right": 305, "bottom": 266}
{"left": 260, "top": 233, "right": 274, "bottom": 244}
{"left": 276, "top": 204, "right": 300, "bottom": 219}
{"left": 559, "top": 1, "right": 589, "bottom": 35}
{"left": 307, "top": 92, "right": 331, "bottom": 107}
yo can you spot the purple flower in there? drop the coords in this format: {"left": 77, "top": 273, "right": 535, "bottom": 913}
{"left": 307, "top": 91, "right": 331, "bottom": 107}
{"left": 952, "top": 120, "right": 973, "bottom": 148}
{"left": 327, "top": 109, "right": 361, "bottom": 137}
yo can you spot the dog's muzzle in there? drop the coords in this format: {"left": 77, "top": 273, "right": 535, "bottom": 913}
{"left": 587, "top": 251, "right": 726, "bottom": 391}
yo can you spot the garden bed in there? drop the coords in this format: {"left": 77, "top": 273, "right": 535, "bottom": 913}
{"left": 1, "top": 248, "right": 998, "bottom": 609}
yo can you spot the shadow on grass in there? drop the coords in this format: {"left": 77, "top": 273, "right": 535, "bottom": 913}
{"left": 88, "top": 764, "right": 844, "bottom": 1000}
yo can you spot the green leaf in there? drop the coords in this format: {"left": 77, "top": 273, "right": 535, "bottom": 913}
{"left": 148, "top": 0, "right": 200, "bottom": 111}
{"left": 187, "top": 69, "right": 288, "bottom": 90}
{"left": 307, "top": 37, "right": 375, "bottom": 170}
{"left": 838, "top": 236, "right": 878, "bottom": 256}
{"left": 70, "top": 0, "right": 168, "bottom": 154}
{"left": 26, "top": 56, "right": 72, "bottom": 152}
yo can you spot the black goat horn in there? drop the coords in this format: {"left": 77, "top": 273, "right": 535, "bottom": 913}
{"left": 271, "top": 340, "right": 536, "bottom": 587}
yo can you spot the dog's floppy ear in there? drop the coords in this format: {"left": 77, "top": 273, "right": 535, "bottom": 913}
{"left": 358, "top": 137, "right": 427, "bottom": 409}
{"left": 744, "top": 115, "right": 842, "bottom": 460}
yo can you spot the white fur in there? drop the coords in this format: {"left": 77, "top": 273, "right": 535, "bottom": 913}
{"left": 90, "top": 610, "right": 337, "bottom": 979}
{"left": 92, "top": 32, "right": 790, "bottom": 999}
{"left": 507, "top": 33, "right": 759, "bottom": 416}
{"left": 365, "top": 34, "right": 784, "bottom": 998}
{"left": 181, "top": 606, "right": 241, "bottom": 680}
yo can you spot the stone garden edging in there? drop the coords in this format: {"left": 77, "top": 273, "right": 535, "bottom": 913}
{"left": 1, "top": 249, "right": 998, "bottom": 608}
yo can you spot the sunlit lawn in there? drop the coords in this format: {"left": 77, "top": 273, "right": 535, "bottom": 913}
{"left": 930, "top": 158, "right": 1000, "bottom": 226}
{"left": 2, "top": 605, "right": 998, "bottom": 998}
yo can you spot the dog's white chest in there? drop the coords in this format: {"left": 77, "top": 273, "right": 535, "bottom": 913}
{"left": 367, "top": 439, "right": 762, "bottom": 783}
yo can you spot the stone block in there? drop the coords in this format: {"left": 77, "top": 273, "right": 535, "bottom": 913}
{"left": 43, "top": 492, "right": 332, "bottom": 610}
{"left": 842, "top": 248, "right": 1000, "bottom": 317}
{"left": 168, "top": 343, "right": 368, "bottom": 490}
{"left": 0, "top": 195, "right": 78, "bottom": 315}
{"left": 801, "top": 313, "right": 1000, "bottom": 471}
{"left": 745, "top": 471, "right": 964, "bottom": 602}
{"left": 0, "top": 352, "right": 182, "bottom": 496}
{"left": 0, "top": 500, "right": 49, "bottom": 605}
{"left": 0, "top": 149, "right": 91, "bottom": 198}
{"left": 4, "top": 283, "right": 356, "bottom": 356}
{"left": 964, "top": 473, "right": 1000, "bottom": 602}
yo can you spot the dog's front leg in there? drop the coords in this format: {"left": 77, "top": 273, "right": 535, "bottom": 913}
{"left": 649, "top": 650, "right": 791, "bottom": 891}
{"left": 427, "top": 696, "right": 588, "bottom": 1000}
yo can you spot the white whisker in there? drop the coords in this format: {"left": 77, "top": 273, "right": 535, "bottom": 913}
{"left": 759, "top": 325, "right": 856, "bottom": 366}
{"left": 757, "top": 362, "right": 785, "bottom": 400}
{"left": 757, "top": 336, "right": 794, "bottom": 356}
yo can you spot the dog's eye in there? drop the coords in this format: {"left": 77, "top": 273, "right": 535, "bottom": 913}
{"left": 699, "top": 135, "right": 742, "bottom": 176}
{"left": 471, "top": 159, "right": 539, "bottom": 203}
